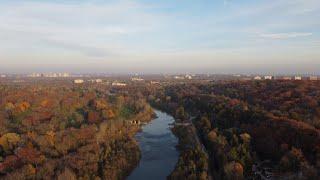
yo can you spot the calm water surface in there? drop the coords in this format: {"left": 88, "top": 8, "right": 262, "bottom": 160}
{"left": 127, "top": 110, "right": 179, "bottom": 180}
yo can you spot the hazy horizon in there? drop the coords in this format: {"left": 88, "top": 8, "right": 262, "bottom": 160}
{"left": 1, "top": 64, "right": 320, "bottom": 75}
{"left": 1, "top": 0, "right": 319, "bottom": 74}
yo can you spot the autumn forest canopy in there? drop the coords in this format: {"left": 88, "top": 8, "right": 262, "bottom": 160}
{"left": 0, "top": 78, "right": 319, "bottom": 179}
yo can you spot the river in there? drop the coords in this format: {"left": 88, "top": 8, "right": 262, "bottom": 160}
{"left": 127, "top": 110, "right": 179, "bottom": 180}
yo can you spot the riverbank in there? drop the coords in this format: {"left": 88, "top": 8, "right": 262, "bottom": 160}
{"left": 168, "top": 121, "right": 210, "bottom": 180}
{"left": 149, "top": 104, "right": 211, "bottom": 180}
{"left": 96, "top": 104, "right": 155, "bottom": 180}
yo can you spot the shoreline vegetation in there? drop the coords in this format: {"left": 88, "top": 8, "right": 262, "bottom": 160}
{"left": 169, "top": 123, "right": 210, "bottom": 180}
{"left": 150, "top": 104, "right": 211, "bottom": 180}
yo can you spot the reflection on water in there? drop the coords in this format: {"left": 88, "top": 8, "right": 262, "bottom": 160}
{"left": 127, "top": 110, "right": 179, "bottom": 180}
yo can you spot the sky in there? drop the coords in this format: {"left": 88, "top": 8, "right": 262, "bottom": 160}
{"left": 0, "top": 0, "right": 319, "bottom": 74}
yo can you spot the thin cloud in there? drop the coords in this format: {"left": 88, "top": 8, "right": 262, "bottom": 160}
{"left": 259, "top": 32, "right": 313, "bottom": 39}
{"left": 223, "top": 0, "right": 230, "bottom": 6}
{"left": 0, "top": 0, "right": 319, "bottom": 74}
{"left": 0, "top": 0, "right": 160, "bottom": 58}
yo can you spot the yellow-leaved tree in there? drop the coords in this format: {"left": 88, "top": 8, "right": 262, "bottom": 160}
{"left": 0, "top": 133, "right": 21, "bottom": 153}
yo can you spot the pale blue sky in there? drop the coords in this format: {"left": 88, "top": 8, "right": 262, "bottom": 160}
{"left": 0, "top": 0, "right": 319, "bottom": 74}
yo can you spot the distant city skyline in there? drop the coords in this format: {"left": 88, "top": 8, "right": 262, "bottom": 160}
{"left": 0, "top": 0, "right": 319, "bottom": 74}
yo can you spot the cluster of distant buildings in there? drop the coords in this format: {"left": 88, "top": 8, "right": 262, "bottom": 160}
{"left": 74, "top": 76, "right": 146, "bottom": 86}
{"left": 74, "top": 79, "right": 103, "bottom": 84}
{"left": 74, "top": 79, "right": 128, "bottom": 87}
{"left": 111, "top": 82, "right": 127, "bottom": 86}
{"left": 174, "top": 74, "right": 193, "bottom": 80}
{"left": 252, "top": 75, "right": 318, "bottom": 81}
{"left": 131, "top": 77, "right": 144, "bottom": 81}
{"left": 28, "top": 72, "right": 70, "bottom": 78}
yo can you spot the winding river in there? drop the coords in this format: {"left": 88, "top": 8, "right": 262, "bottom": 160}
{"left": 127, "top": 110, "right": 179, "bottom": 180}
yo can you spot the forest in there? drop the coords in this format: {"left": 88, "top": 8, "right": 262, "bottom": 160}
{"left": 146, "top": 80, "right": 320, "bottom": 179}
{"left": 0, "top": 82, "right": 154, "bottom": 179}
{"left": 0, "top": 79, "right": 319, "bottom": 179}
